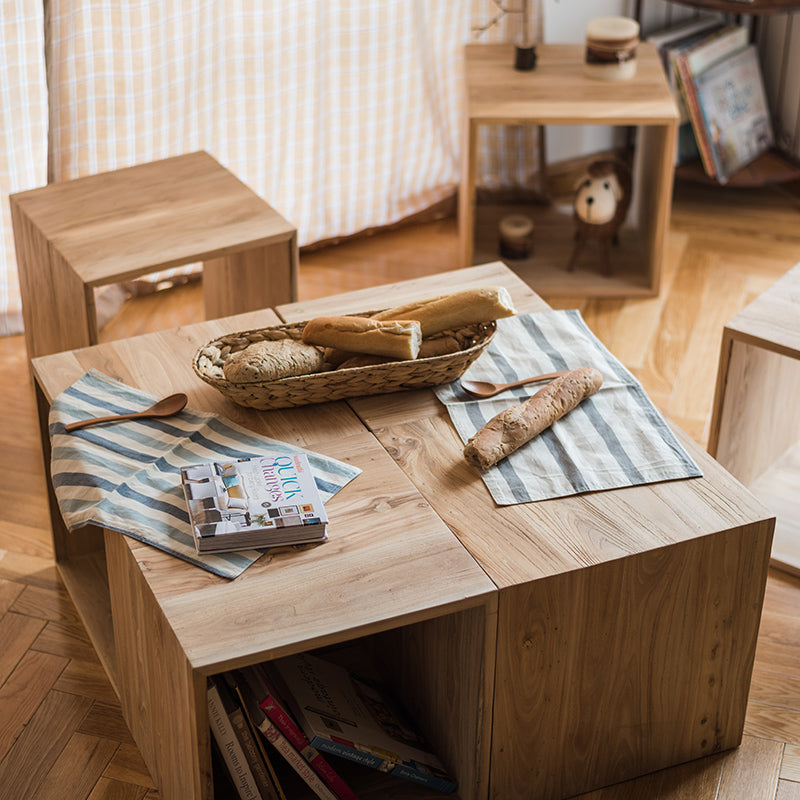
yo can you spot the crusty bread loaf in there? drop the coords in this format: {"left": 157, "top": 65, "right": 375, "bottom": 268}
{"left": 222, "top": 339, "right": 326, "bottom": 383}
{"left": 464, "top": 367, "right": 603, "bottom": 469}
{"left": 302, "top": 316, "right": 422, "bottom": 360}
{"left": 373, "top": 286, "right": 516, "bottom": 336}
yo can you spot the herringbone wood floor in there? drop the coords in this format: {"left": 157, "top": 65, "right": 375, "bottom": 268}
{"left": 1, "top": 180, "right": 800, "bottom": 799}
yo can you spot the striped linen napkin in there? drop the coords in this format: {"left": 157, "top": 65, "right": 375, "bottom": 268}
{"left": 48, "top": 370, "right": 361, "bottom": 579}
{"left": 434, "top": 310, "right": 702, "bottom": 506}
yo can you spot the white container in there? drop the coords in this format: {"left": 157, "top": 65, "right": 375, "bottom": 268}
{"left": 584, "top": 17, "right": 639, "bottom": 82}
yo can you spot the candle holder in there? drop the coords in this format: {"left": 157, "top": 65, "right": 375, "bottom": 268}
{"left": 514, "top": 0, "right": 540, "bottom": 71}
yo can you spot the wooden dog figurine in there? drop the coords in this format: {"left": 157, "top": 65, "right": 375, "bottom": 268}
{"left": 567, "top": 158, "right": 631, "bottom": 276}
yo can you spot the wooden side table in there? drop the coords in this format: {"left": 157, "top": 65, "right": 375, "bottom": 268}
{"left": 10, "top": 151, "right": 298, "bottom": 360}
{"left": 459, "top": 43, "right": 678, "bottom": 298}
{"left": 708, "top": 263, "right": 800, "bottom": 576}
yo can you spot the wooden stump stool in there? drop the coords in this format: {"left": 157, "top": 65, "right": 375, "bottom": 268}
{"left": 10, "top": 151, "right": 298, "bottom": 359}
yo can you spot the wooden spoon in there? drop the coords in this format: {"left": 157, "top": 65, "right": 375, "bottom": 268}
{"left": 460, "top": 370, "right": 570, "bottom": 399}
{"left": 64, "top": 393, "right": 189, "bottom": 432}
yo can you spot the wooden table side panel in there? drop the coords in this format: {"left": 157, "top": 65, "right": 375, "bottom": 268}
{"left": 106, "top": 529, "right": 210, "bottom": 800}
{"left": 202, "top": 239, "right": 297, "bottom": 320}
{"left": 374, "top": 600, "right": 498, "bottom": 800}
{"left": 11, "top": 202, "right": 96, "bottom": 359}
{"left": 634, "top": 121, "right": 677, "bottom": 294}
{"left": 489, "top": 519, "right": 774, "bottom": 800}
{"left": 714, "top": 340, "right": 800, "bottom": 485}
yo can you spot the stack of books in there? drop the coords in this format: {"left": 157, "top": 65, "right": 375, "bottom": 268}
{"left": 648, "top": 18, "right": 774, "bottom": 183}
{"left": 208, "top": 651, "right": 458, "bottom": 798}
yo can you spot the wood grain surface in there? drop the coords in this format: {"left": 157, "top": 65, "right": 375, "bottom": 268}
{"left": 2, "top": 180, "right": 799, "bottom": 799}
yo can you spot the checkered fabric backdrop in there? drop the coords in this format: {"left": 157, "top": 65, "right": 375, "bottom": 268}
{"left": 1, "top": 0, "right": 543, "bottom": 337}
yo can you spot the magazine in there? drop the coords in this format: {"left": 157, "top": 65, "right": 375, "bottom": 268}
{"left": 181, "top": 454, "right": 328, "bottom": 554}
{"left": 271, "top": 652, "right": 457, "bottom": 794}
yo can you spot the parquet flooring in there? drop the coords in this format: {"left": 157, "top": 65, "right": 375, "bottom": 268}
{"left": 1, "top": 179, "right": 799, "bottom": 799}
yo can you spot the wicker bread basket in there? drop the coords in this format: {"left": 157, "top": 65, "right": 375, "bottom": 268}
{"left": 193, "top": 314, "right": 496, "bottom": 410}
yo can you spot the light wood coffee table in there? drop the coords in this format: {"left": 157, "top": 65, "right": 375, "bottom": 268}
{"left": 31, "top": 263, "right": 773, "bottom": 800}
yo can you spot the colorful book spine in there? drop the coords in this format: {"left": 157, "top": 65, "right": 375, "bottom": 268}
{"left": 674, "top": 54, "right": 717, "bottom": 178}
{"left": 255, "top": 665, "right": 360, "bottom": 800}
{"left": 257, "top": 716, "right": 340, "bottom": 800}
{"left": 232, "top": 668, "right": 341, "bottom": 800}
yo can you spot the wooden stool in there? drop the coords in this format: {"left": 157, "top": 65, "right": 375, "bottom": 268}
{"left": 10, "top": 151, "right": 298, "bottom": 360}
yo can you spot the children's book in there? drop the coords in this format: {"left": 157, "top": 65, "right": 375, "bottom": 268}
{"left": 181, "top": 454, "right": 328, "bottom": 554}
{"left": 693, "top": 44, "right": 774, "bottom": 183}
{"left": 271, "top": 652, "right": 457, "bottom": 794}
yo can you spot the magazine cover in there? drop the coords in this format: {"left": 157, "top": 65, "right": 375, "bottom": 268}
{"left": 694, "top": 44, "right": 774, "bottom": 183}
{"left": 272, "top": 653, "right": 457, "bottom": 794}
{"left": 181, "top": 454, "right": 328, "bottom": 554}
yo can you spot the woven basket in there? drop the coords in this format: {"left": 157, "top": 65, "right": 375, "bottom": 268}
{"left": 193, "top": 315, "right": 496, "bottom": 410}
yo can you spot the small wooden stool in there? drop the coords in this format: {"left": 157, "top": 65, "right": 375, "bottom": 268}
{"left": 10, "top": 151, "right": 298, "bottom": 360}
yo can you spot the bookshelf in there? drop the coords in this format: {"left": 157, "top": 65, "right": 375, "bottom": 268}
{"left": 459, "top": 43, "right": 678, "bottom": 298}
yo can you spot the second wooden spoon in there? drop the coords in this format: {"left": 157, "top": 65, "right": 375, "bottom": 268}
{"left": 64, "top": 393, "right": 189, "bottom": 432}
{"left": 460, "top": 370, "right": 570, "bottom": 399}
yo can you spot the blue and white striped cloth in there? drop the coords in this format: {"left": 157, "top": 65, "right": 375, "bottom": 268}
{"left": 48, "top": 370, "right": 361, "bottom": 579}
{"left": 434, "top": 310, "right": 702, "bottom": 506}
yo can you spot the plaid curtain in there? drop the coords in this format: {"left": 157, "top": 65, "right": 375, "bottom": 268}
{"left": 1, "top": 0, "right": 542, "bottom": 337}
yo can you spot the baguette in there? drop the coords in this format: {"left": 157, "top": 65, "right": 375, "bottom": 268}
{"left": 373, "top": 286, "right": 516, "bottom": 336}
{"left": 464, "top": 367, "right": 603, "bottom": 469}
{"left": 302, "top": 316, "right": 422, "bottom": 360}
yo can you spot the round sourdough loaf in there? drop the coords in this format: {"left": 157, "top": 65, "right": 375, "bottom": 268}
{"left": 222, "top": 339, "right": 325, "bottom": 383}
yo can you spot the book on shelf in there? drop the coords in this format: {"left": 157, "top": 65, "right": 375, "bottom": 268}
{"left": 271, "top": 652, "right": 458, "bottom": 795}
{"left": 221, "top": 674, "right": 287, "bottom": 800}
{"left": 692, "top": 44, "right": 775, "bottom": 184}
{"left": 231, "top": 667, "right": 341, "bottom": 800}
{"left": 208, "top": 675, "right": 268, "bottom": 800}
{"left": 673, "top": 27, "right": 771, "bottom": 183}
{"left": 239, "top": 663, "right": 359, "bottom": 800}
{"left": 181, "top": 453, "right": 328, "bottom": 554}
{"left": 647, "top": 15, "right": 725, "bottom": 164}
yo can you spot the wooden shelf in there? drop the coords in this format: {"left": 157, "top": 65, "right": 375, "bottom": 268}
{"left": 667, "top": 0, "right": 800, "bottom": 13}
{"left": 58, "top": 550, "right": 119, "bottom": 693}
{"left": 474, "top": 202, "right": 655, "bottom": 298}
{"left": 676, "top": 149, "right": 800, "bottom": 187}
{"left": 459, "top": 43, "right": 678, "bottom": 297}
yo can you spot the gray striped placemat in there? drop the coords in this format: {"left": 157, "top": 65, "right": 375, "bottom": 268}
{"left": 434, "top": 310, "right": 702, "bottom": 505}
{"left": 48, "top": 369, "right": 361, "bottom": 579}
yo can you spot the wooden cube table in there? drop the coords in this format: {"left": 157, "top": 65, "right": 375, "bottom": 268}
{"left": 31, "top": 263, "right": 773, "bottom": 800}
{"left": 11, "top": 150, "right": 298, "bottom": 360}
{"left": 708, "top": 262, "right": 800, "bottom": 576}
{"left": 459, "top": 43, "right": 678, "bottom": 298}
